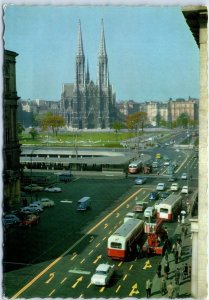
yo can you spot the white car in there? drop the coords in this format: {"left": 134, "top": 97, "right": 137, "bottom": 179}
{"left": 181, "top": 186, "right": 189, "bottom": 194}
{"left": 144, "top": 206, "right": 156, "bottom": 218}
{"left": 124, "top": 212, "right": 139, "bottom": 223}
{"left": 44, "top": 186, "right": 62, "bottom": 193}
{"left": 21, "top": 206, "right": 40, "bottom": 214}
{"left": 156, "top": 183, "right": 166, "bottom": 191}
{"left": 170, "top": 183, "right": 179, "bottom": 191}
{"left": 164, "top": 161, "right": 170, "bottom": 166}
{"left": 29, "top": 203, "right": 43, "bottom": 212}
{"left": 181, "top": 173, "right": 187, "bottom": 180}
{"left": 39, "top": 198, "right": 55, "bottom": 207}
{"left": 91, "top": 263, "right": 115, "bottom": 286}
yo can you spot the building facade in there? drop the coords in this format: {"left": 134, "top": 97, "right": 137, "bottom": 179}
{"left": 3, "top": 50, "right": 21, "bottom": 210}
{"left": 60, "top": 20, "right": 116, "bottom": 129}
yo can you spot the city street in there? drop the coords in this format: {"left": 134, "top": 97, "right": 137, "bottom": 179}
{"left": 3, "top": 141, "right": 198, "bottom": 299}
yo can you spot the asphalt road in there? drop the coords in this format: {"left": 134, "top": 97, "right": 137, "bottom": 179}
{"left": 3, "top": 143, "right": 198, "bottom": 299}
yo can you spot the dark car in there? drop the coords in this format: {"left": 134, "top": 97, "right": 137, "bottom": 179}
{"left": 160, "top": 192, "right": 170, "bottom": 200}
{"left": 149, "top": 192, "right": 159, "bottom": 201}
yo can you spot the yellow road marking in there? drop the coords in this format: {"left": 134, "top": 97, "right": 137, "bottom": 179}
{"left": 72, "top": 276, "right": 83, "bottom": 288}
{"left": 108, "top": 230, "right": 112, "bottom": 234}
{"left": 48, "top": 289, "right": 56, "bottom": 297}
{"left": 100, "top": 287, "right": 105, "bottom": 292}
{"left": 87, "top": 282, "right": 92, "bottom": 288}
{"left": 80, "top": 258, "right": 85, "bottom": 264}
{"left": 143, "top": 260, "right": 152, "bottom": 269}
{"left": 88, "top": 250, "right": 94, "bottom": 255}
{"left": 118, "top": 261, "right": 123, "bottom": 267}
{"left": 102, "top": 236, "right": 107, "bottom": 241}
{"left": 96, "top": 243, "right": 100, "bottom": 248}
{"left": 93, "top": 255, "right": 102, "bottom": 264}
{"left": 129, "top": 265, "right": 133, "bottom": 270}
{"left": 61, "top": 277, "right": 67, "bottom": 284}
{"left": 45, "top": 272, "right": 55, "bottom": 284}
{"left": 11, "top": 188, "right": 143, "bottom": 299}
{"left": 123, "top": 274, "right": 128, "bottom": 281}
{"left": 129, "top": 283, "right": 139, "bottom": 296}
{"left": 116, "top": 285, "right": 121, "bottom": 293}
{"left": 70, "top": 253, "right": 77, "bottom": 261}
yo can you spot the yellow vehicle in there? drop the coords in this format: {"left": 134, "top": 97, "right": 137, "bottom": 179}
{"left": 156, "top": 153, "right": 161, "bottom": 159}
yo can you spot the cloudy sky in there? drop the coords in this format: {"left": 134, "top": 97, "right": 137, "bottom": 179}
{"left": 4, "top": 5, "right": 199, "bottom": 102}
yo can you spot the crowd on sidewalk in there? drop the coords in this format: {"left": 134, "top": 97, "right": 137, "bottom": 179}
{"left": 145, "top": 221, "right": 192, "bottom": 298}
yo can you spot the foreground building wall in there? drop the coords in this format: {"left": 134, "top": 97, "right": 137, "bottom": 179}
{"left": 182, "top": 6, "right": 208, "bottom": 299}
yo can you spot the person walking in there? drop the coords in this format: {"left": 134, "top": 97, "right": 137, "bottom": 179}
{"left": 164, "top": 262, "right": 170, "bottom": 279}
{"left": 181, "top": 226, "right": 185, "bottom": 239}
{"left": 161, "top": 277, "right": 167, "bottom": 296}
{"left": 164, "top": 248, "right": 169, "bottom": 262}
{"left": 174, "top": 249, "right": 179, "bottom": 264}
{"left": 175, "top": 268, "right": 181, "bottom": 285}
{"left": 157, "top": 262, "right": 162, "bottom": 278}
{"left": 183, "top": 263, "right": 189, "bottom": 279}
{"left": 146, "top": 279, "right": 152, "bottom": 298}
{"left": 167, "top": 282, "right": 174, "bottom": 299}
{"left": 177, "top": 243, "right": 182, "bottom": 262}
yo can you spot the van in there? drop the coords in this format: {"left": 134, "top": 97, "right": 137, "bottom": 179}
{"left": 77, "top": 197, "right": 91, "bottom": 211}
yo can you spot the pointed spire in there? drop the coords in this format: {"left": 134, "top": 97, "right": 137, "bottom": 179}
{"left": 99, "top": 19, "right": 107, "bottom": 57}
{"left": 86, "top": 59, "right": 90, "bottom": 84}
{"left": 77, "top": 19, "right": 84, "bottom": 56}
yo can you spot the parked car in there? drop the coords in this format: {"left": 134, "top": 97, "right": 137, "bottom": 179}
{"left": 164, "top": 160, "right": 170, "bottom": 166}
{"left": 44, "top": 186, "right": 62, "bottom": 193}
{"left": 3, "top": 214, "right": 21, "bottom": 226}
{"left": 29, "top": 203, "right": 43, "bottom": 212}
{"left": 20, "top": 206, "right": 40, "bottom": 214}
{"left": 156, "top": 183, "right": 166, "bottom": 191}
{"left": 181, "top": 173, "right": 187, "bottom": 180}
{"left": 170, "top": 183, "right": 179, "bottom": 191}
{"left": 91, "top": 263, "right": 115, "bottom": 286}
{"left": 181, "top": 186, "right": 189, "bottom": 194}
{"left": 134, "top": 200, "right": 147, "bottom": 212}
{"left": 160, "top": 192, "right": 170, "bottom": 200}
{"left": 144, "top": 206, "right": 156, "bottom": 218}
{"left": 38, "top": 198, "right": 55, "bottom": 207}
{"left": 23, "top": 184, "right": 44, "bottom": 192}
{"left": 32, "top": 201, "right": 44, "bottom": 209}
{"left": 134, "top": 177, "right": 146, "bottom": 185}
{"left": 21, "top": 214, "right": 40, "bottom": 226}
{"left": 149, "top": 192, "right": 159, "bottom": 201}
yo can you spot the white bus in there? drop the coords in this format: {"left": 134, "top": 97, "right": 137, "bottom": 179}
{"left": 107, "top": 219, "right": 144, "bottom": 260}
{"left": 128, "top": 160, "right": 143, "bottom": 174}
{"left": 157, "top": 194, "right": 182, "bottom": 221}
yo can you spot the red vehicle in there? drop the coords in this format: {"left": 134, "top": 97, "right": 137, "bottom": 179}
{"left": 21, "top": 214, "right": 40, "bottom": 226}
{"left": 142, "top": 219, "right": 168, "bottom": 255}
{"left": 128, "top": 160, "right": 143, "bottom": 174}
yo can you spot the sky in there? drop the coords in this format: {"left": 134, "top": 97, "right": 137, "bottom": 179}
{"left": 3, "top": 5, "right": 200, "bottom": 102}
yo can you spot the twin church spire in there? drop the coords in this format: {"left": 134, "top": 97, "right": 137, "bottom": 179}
{"left": 75, "top": 19, "right": 109, "bottom": 87}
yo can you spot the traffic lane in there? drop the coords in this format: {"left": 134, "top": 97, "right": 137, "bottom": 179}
{"left": 10, "top": 186, "right": 147, "bottom": 298}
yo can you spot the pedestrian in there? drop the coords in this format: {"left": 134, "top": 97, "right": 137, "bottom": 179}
{"left": 174, "top": 283, "right": 180, "bottom": 298}
{"left": 174, "top": 249, "right": 179, "bottom": 264}
{"left": 164, "top": 248, "right": 169, "bottom": 262}
{"left": 146, "top": 279, "right": 152, "bottom": 298}
{"left": 171, "top": 242, "right": 176, "bottom": 254}
{"left": 184, "top": 226, "right": 188, "bottom": 237}
{"left": 177, "top": 244, "right": 182, "bottom": 262}
{"left": 188, "top": 265, "right": 192, "bottom": 278}
{"left": 175, "top": 268, "right": 181, "bottom": 285}
{"left": 178, "top": 215, "right": 181, "bottom": 224}
{"left": 183, "top": 263, "right": 189, "bottom": 279}
{"left": 161, "top": 277, "right": 167, "bottom": 296}
{"left": 164, "top": 262, "right": 170, "bottom": 279}
{"left": 167, "top": 282, "right": 174, "bottom": 299}
{"left": 157, "top": 262, "right": 162, "bottom": 278}
{"left": 180, "top": 264, "right": 184, "bottom": 280}
{"left": 181, "top": 226, "right": 185, "bottom": 238}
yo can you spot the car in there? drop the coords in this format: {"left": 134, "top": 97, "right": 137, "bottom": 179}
{"left": 23, "top": 184, "right": 44, "bottom": 192}
{"left": 144, "top": 206, "right": 156, "bottom": 218}
{"left": 181, "top": 186, "right": 189, "bottom": 194}
{"left": 170, "top": 183, "right": 179, "bottom": 191}
{"left": 164, "top": 161, "right": 170, "bottom": 166}
{"left": 21, "top": 214, "right": 40, "bottom": 226}
{"left": 91, "top": 263, "right": 115, "bottom": 286}
{"left": 3, "top": 214, "right": 21, "bottom": 226}
{"left": 29, "top": 203, "right": 43, "bottom": 212}
{"left": 20, "top": 206, "right": 40, "bottom": 214}
{"left": 134, "top": 201, "right": 147, "bottom": 212}
{"left": 160, "top": 192, "right": 170, "bottom": 200}
{"left": 181, "top": 173, "right": 187, "bottom": 180}
{"left": 156, "top": 183, "right": 166, "bottom": 191}
{"left": 32, "top": 201, "right": 44, "bottom": 209}
{"left": 38, "top": 198, "right": 55, "bottom": 207}
{"left": 168, "top": 176, "right": 177, "bottom": 182}
{"left": 44, "top": 186, "right": 62, "bottom": 192}
{"left": 134, "top": 177, "right": 146, "bottom": 185}
{"left": 149, "top": 192, "right": 159, "bottom": 201}
{"left": 124, "top": 212, "right": 140, "bottom": 223}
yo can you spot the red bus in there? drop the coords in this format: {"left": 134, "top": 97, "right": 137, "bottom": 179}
{"left": 157, "top": 194, "right": 182, "bottom": 221}
{"left": 128, "top": 160, "right": 143, "bottom": 174}
{"left": 107, "top": 219, "right": 144, "bottom": 260}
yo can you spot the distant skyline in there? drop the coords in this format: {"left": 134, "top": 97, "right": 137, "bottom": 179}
{"left": 4, "top": 5, "right": 199, "bottom": 102}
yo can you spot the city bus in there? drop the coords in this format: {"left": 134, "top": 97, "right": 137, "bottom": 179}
{"left": 156, "top": 194, "right": 182, "bottom": 221}
{"left": 107, "top": 219, "right": 144, "bottom": 260}
{"left": 128, "top": 160, "right": 143, "bottom": 174}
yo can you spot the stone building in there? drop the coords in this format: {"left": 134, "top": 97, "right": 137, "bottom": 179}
{"left": 167, "top": 97, "right": 199, "bottom": 122}
{"left": 182, "top": 6, "right": 208, "bottom": 299}
{"left": 60, "top": 20, "right": 116, "bottom": 129}
{"left": 3, "top": 50, "right": 21, "bottom": 210}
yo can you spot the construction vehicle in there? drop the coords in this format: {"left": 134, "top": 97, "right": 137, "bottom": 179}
{"left": 142, "top": 219, "right": 168, "bottom": 256}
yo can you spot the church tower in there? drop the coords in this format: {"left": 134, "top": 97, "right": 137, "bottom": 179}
{"left": 73, "top": 20, "right": 87, "bottom": 129}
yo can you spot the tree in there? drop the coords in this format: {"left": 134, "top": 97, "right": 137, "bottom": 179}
{"left": 16, "top": 122, "right": 25, "bottom": 137}
{"left": 155, "top": 112, "right": 162, "bottom": 127}
{"left": 176, "top": 113, "right": 190, "bottom": 128}
{"left": 41, "top": 113, "right": 65, "bottom": 136}
{"left": 126, "top": 112, "right": 147, "bottom": 133}
{"left": 29, "top": 127, "right": 38, "bottom": 140}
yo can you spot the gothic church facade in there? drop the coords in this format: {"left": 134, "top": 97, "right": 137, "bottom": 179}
{"left": 60, "top": 20, "right": 116, "bottom": 129}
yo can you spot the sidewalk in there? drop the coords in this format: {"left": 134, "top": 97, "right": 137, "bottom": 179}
{"left": 151, "top": 217, "right": 192, "bottom": 298}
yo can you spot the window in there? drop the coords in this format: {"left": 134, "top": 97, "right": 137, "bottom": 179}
{"left": 110, "top": 242, "right": 122, "bottom": 249}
